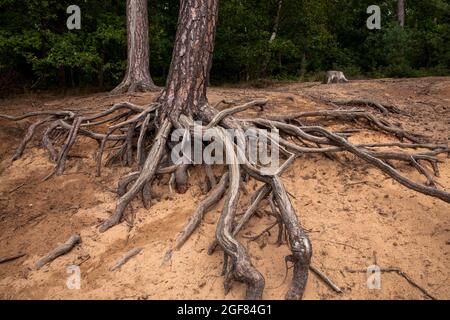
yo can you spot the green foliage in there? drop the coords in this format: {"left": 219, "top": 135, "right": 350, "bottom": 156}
{"left": 0, "top": 0, "right": 448, "bottom": 90}
{"left": 365, "top": 22, "right": 415, "bottom": 77}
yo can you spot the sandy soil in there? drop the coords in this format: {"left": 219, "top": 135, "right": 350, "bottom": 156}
{"left": 0, "top": 77, "right": 449, "bottom": 300}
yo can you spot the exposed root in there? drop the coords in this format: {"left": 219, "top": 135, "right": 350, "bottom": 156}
{"left": 142, "top": 182, "right": 152, "bottom": 209}
{"left": 1, "top": 95, "right": 449, "bottom": 300}
{"left": 248, "top": 119, "right": 449, "bottom": 202}
{"left": 214, "top": 130, "right": 265, "bottom": 300}
{"left": 204, "top": 165, "right": 217, "bottom": 192}
{"left": 175, "top": 164, "right": 190, "bottom": 193}
{"left": 208, "top": 184, "right": 271, "bottom": 255}
{"left": 13, "top": 117, "right": 53, "bottom": 161}
{"left": 260, "top": 110, "right": 423, "bottom": 143}
{"left": 242, "top": 221, "right": 279, "bottom": 241}
{"left": 206, "top": 99, "right": 268, "bottom": 128}
{"left": 35, "top": 234, "right": 81, "bottom": 270}
{"left": 271, "top": 176, "right": 311, "bottom": 300}
{"left": 310, "top": 265, "right": 343, "bottom": 294}
{"left": 99, "top": 119, "right": 171, "bottom": 233}
{"left": 0, "top": 253, "right": 27, "bottom": 264}
{"left": 54, "top": 116, "right": 83, "bottom": 176}
{"left": 268, "top": 195, "right": 285, "bottom": 246}
{"left": 345, "top": 267, "right": 437, "bottom": 300}
{"left": 328, "top": 99, "right": 406, "bottom": 116}
{"left": 163, "top": 173, "right": 229, "bottom": 263}
{"left": 110, "top": 80, "right": 160, "bottom": 95}
{"left": 110, "top": 248, "right": 144, "bottom": 271}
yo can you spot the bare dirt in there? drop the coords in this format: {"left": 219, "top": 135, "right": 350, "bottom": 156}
{"left": 0, "top": 77, "right": 449, "bottom": 300}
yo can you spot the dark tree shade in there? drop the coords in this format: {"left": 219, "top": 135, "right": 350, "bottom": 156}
{"left": 0, "top": 0, "right": 449, "bottom": 93}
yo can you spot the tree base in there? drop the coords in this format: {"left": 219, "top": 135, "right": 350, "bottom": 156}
{"left": 110, "top": 79, "right": 161, "bottom": 95}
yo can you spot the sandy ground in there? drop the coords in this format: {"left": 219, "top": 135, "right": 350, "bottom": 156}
{"left": 0, "top": 77, "right": 449, "bottom": 300}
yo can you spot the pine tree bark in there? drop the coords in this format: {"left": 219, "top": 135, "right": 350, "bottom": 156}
{"left": 397, "top": 0, "right": 405, "bottom": 27}
{"left": 111, "top": 0, "right": 158, "bottom": 94}
{"left": 157, "top": 0, "right": 219, "bottom": 123}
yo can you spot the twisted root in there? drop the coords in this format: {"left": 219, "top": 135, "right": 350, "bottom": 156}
{"left": 1, "top": 97, "right": 449, "bottom": 300}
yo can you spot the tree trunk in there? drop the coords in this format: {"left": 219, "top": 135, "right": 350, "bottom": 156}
{"left": 299, "top": 52, "right": 306, "bottom": 81}
{"left": 397, "top": 0, "right": 405, "bottom": 27}
{"left": 261, "top": 0, "right": 283, "bottom": 78}
{"left": 111, "top": 0, "right": 157, "bottom": 94}
{"left": 157, "top": 0, "right": 219, "bottom": 123}
{"left": 269, "top": 0, "right": 283, "bottom": 43}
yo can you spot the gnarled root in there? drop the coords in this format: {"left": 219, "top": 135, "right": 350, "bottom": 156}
{"left": 271, "top": 176, "right": 311, "bottom": 300}
{"left": 214, "top": 130, "right": 265, "bottom": 300}
{"left": 1, "top": 96, "right": 449, "bottom": 301}
{"left": 99, "top": 119, "right": 172, "bottom": 233}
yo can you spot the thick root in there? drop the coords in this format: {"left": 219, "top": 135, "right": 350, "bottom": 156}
{"left": 99, "top": 119, "right": 171, "bottom": 233}
{"left": 271, "top": 176, "right": 311, "bottom": 300}
{"left": 35, "top": 234, "right": 81, "bottom": 270}
{"left": 214, "top": 129, "right": 265, "bottom": 300}
{"left": 1, "top": 95, "right": 449, "bottom": 301}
